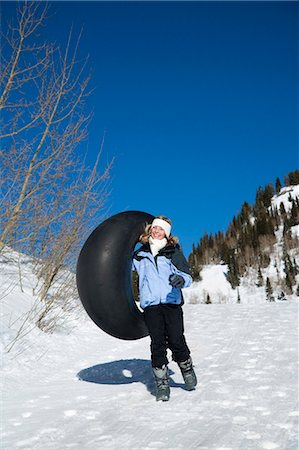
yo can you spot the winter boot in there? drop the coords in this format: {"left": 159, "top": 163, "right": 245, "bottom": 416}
{"left": 153, "top": 365, "right": 170, "bottom": 402}
{"left": 178, "top": 357, "right": 197, "bottom": 390}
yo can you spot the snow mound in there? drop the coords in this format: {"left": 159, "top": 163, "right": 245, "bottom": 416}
{"left": 184, "top": 265, "right": 233, "bottom": 304}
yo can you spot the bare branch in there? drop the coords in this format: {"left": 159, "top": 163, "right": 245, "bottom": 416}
{"left": 0, "top": 2, "right": 113, "bottom": 341}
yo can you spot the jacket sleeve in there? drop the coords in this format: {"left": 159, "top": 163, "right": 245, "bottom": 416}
{"left": 171, "top": 247, "right": 193, "bottom": 288}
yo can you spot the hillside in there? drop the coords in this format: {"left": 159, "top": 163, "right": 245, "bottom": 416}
{"left": 2, "top": 173, "right": 299, "bottom": 449}
{"left": 188, "top": 174, "right": 299, "bottom": 304}
{"left": 1, "top": 252, "right": 298, "bottom": 450}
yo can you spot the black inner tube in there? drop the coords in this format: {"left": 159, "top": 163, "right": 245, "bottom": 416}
{"left": 76, "top": 211, "right": 154, "bottom": 340}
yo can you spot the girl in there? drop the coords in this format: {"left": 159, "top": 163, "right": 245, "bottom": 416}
{"left": 132, "top": 215, "right": 197, "bottom": 401}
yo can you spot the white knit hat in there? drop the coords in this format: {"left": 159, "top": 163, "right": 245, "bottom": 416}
{"left": 151, "top": 218, "right": 171, "bottom": 238}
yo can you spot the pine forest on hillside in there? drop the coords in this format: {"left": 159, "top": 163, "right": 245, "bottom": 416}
{"left": 188, "top": 170, "right": 299, "bottom": 298}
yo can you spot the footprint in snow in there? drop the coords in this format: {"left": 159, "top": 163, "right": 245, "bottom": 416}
{"left": 272, "top": 391, "right": 287, "bottom": 398}
{"left": 245, "top": 364, "right": 257, "bottom": 369}
{"left": 216, "top": 387, "right": 230, "bottom": 394}
{"left": 244, "top": 431, "right": 261, "bottom": 440}
{"left": 64, "top": 410, "right": 77, "bottom": 418}
{"left": 253, "top": 406, "right": 271, "bottom": 416}
{"left": 147, "top": 442, "right": 164, "bottom": 448}
{"left": 215, "top": 447, "right": 233, "bottom": 450}
{"left": 256, "top": 386, "right": 271, "bottom": 391}
{"left": 260, "top": 442, "right": 279, "bottom": 449}
{"left": 239, "top": 395, "right": 252, "bottom": 400}
{"left": 232, "top": 416, "right": 248, "bottom": 424}
{"left": 276, "top": 423, "right": 294, "bottom": 430}
{"left": 84, "top": 411, "right": 98, "bottom": 420}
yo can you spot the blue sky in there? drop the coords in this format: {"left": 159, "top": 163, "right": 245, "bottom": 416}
{"left": 3, "top": 1, "right": 298, "bottom": 255}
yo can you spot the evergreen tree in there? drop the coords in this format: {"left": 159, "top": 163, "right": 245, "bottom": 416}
{"left": 288, "top": 170, "right": 299, "bottom": 185}
{"left": 275, "top": 177, "right": 282, "bottom": 194}
{"left": 237, "top": 289, "right": 241, "bottom": 303}
{"left": 227, "top": 251, "right": 240, "bottom": 289}
{"left": 220, "top": 241, "right": 230, "bottom": 264}
{"left": 284, "top": 251, "right": 295, "bottom": 277}
{"left": 283, "top": 222, "right": 292, "bottom": 239}
{"left": 293, "top": 258, "right": 299, "bottom": 275}
{"left": 283, "top": 250, "right": 296, "bottom": 291}
{"left": 277, "top": 291, "right": 286, "bottom": 301}
{"left": 273, "top": 206, "right": 281, "bottom": 230}
{"left": 285, "top": 273, "right": 293, "bottom": 294}
{"left": 263, "top": 183, "right": 275, "bottom": 208}
{"left": 205, "top": 293, "right": 211, "bottom": 304}
{"left": 265, "top": 277, "right": 274, "bottom": 301}
{"left": 255, "top": 209, "right": 275, "bottom": 237}
{"left": 190, "top": 266, "right": 202, "bottom": 282}
{"left": 257, "top": 266, "right": 264, "bottom": 286}
{"left": 290, "top": 201, "right": 299, "bottom": 226}
{"left": 240, "top": 201, "right": 252, "bottom": 225}
{"left": 279, "top": 202, "right": 286, "bottom": 216}
{"left": 255, "top": 186, "right": 265, "bottom": 207}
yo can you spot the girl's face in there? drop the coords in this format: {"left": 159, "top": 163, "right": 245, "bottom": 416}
{"left": 151, "top": 225, "right": 166, "bottom": 240}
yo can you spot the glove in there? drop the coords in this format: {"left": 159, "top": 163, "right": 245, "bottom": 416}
{"left": 169, "top": 274, "right": 185, "bottom": 289}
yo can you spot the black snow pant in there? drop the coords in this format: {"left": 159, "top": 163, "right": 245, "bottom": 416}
{"left": 143, "top": 303, "right": 190, "bottom": 368}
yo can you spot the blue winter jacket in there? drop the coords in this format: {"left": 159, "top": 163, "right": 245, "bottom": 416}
{"left": 132, "top": 243, "right": 192, "bottom": 310}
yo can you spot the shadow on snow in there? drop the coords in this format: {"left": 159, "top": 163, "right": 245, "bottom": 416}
{"left": 77, "top": 358, "right": 187, "bottom": 397}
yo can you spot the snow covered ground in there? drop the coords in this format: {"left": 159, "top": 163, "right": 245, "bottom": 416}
{"left": 2, "top": 287, "right": 298, "bottom": 449}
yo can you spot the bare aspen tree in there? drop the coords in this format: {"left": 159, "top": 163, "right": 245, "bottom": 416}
{"left": 1, "top": 2, "right": 90, "bottom": 249}
{"left": 1, "top": 2, "right": 112, "bottom": 333}
{"left": 34, "top": 138, "right": 113, "bottom": 332}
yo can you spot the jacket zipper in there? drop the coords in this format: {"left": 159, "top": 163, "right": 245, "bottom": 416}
{"left": 154, "top": 254, "right": 163, "bottom": 303}
{"left": 146, "top": 252, "right": 162, "bottom": 304}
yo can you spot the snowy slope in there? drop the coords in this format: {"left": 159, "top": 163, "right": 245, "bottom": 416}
{"left": 1, "top": 254, "right": 298, "bottom": 450}
{"left": 183, "top": 258, "right": 299, "bottom": 306}
{"left": 185, "top": 184, "right": 299, "bottom": 305}
{"left": 271, "top": 185, "right": 299, "bottom": 213}
{"left": 271, "top": 184, "right": 299, "bottom": 243}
